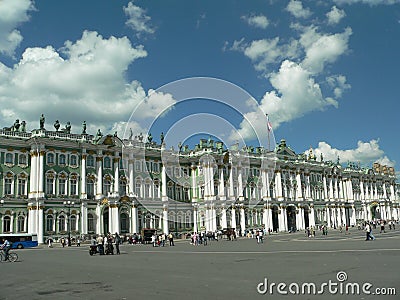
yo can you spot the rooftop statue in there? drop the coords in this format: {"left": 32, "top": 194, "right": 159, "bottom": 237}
{"left": 20, "top": 121, "right": 26, "bottom": 132}
{"left": 94, "top": 129, "right": 103, "bottom": 143}
{"left": 148, "top": 133, "right": 153, "bottom": 143}
{"left": 138, "top": 132, "right": 143, "bottom": 142}
{"left": 61, "top": 121, "right": 71, "bottom": 134}
{"left": 129, "top": 128, "right": 133, "bottom": 140}
{"left": 40, "top": 114, "right": 45, "bottom": 130}
{"left": 13, "top": 119, "right": 20, "bottom": 132}
{"left": 82, "top": 121, "right": 87, "bottom": 134}
{"left": 54, "top": 120, "right": 60, "bottom": 131}
{"left": 160, "top": 132, "right": 164, "bottom": 144}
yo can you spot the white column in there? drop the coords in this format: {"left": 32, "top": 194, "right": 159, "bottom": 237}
{"left": 323, "top": 174, "right": 328, "bottom": 200}
{"left": 161, "top": 165, "right": 167, "bottom": 200}
{"left": 162, "top": 205, "right": 169, "bottom": 235}
{"left": 219, "top": 166, "right": 226, "bottom": 200}
{"left": 329, "top": 177, "right": 334, "bottom": 200}
{"left": 109, "top": 204, "right": 119, "bottom": 234}
{"left": 296, "top": 171, "right": 303, "bottom": 201}
{"left": 131, "top": 204, "right": 138, "bottom": 234}
{"left": 81, "top": 154, "right": 87, "bottom": 199}
{"left": 240, "top": 206, "right": 246, "bottom": 235}
{"left": 29, "top": 151, "right": 38, "bottom": 199}
{"left": 38, "top": 151, "right": 44, "bottom": 198}
{"left": 229, "top": 167, "right": 234, "bottom": 199}
{"left": 351, "top": 205, "right": 357, "bottom": 226}
{"left": 275, "top": 170, "right": 283, "bottom": 200}
{"left": 37, "top": 206, "right": 44, "bottom": 244}
{"left": 278, "top": 206, "right": 285, "bottom": 231}
{"left": 96, "top": 203, "right": 102, "bottom": 234}
{"left": 191, "top": 165, "right": 197, "bottom": 200}
{"left": 113, "top": 158, "right": 119, "bottom": 195}
{"left": 309, "top": 205, "right": 315, "bottom": 228}
{"left": 238, "top": 166, "right": 244, "bottom": 200}
{"left": 128, "top": 159, "right": 134, "bottom": 196}
{"left": 231, "top": 207, "right": 237, "bottom": 230}
{"left": 193, "top": 206, "right": 198, "bottom": 233}
{"left": 96, "top": 156, "right": 103, "bottom": 199}
{"left": 221, "top": 206, "right": 227, "bottom": 229}
{"left": 390, "top": 184, "right": 395, "bottom": 201}
{"left": 81, "top": 202, "right": 88, "bottom": 234}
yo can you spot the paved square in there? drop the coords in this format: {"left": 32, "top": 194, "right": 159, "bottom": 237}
{"left": 1, "top": 228, "right": 399, "bottom": 300}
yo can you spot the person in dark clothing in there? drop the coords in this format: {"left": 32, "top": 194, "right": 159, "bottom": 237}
{"left": 115, "top": 232, "right": 121, "bottom": 255}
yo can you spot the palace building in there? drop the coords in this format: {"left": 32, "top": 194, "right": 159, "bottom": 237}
{"left": 0, "top": 118, "right": 398, "bottom": 243}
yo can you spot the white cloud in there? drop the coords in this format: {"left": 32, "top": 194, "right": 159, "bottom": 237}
{"left": 326, "top": 6, "right": 346, "bottom": 25}
{"left": 123, "top": 1, "right": 155, "bottom": 36}
{"left": 326, "top": 74, "right": 351, "bottom": 98}
{"left": 230, "top": 37, "right": 300, "bottom": 73}
{"left": 259, "top": 60, "right": 337, "bottom": 129}
{"left": 334, "top": 0, "right": 400, "bottom": 5}
{"left": 301, "top": 27, "right": 352, "bottom": 74}
{"left": 0, "top": 0, "right": 35, "bottom": 56}
{"left": 241, "top": 14, "right": 269, "bottom": 29}
{"left": 310, "top": 140, "right": 395, "bottom": 167}
{"left": 286, "top": 0, "right": 312, "bottom": 19}
{"left": 0, "top": 31, "right": 177, "bottom": 136}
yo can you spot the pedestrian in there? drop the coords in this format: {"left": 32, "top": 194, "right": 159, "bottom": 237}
{"left": 168, "top": 233, "right": 174, "bottom": 246}
{"left": 77, "top": 238, "right": 81, "bottom": 247}
{"left": 365, "top": 223, "right": 371, "bottom": 241}
{"left": 48, "top": 238, "right": 53, "bottom": 248}
{"left": 115, "top": 232, "right": 121, "bottom": 254}
{"left": 61, "top": 237, "right": 65, "bottom": 247}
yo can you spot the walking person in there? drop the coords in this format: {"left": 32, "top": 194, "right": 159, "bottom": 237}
{"left": 365, "top": 223, "right": 371, "bottom": 241}
{"left": 115, "top": 232, "right": 121, "bottom": 254}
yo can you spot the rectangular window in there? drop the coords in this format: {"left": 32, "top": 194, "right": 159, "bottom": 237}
{"left": 46, "top": 178, "right": 53, "bottom": 195}
{"left": 70, "top": 180, "right": 77, "bottom": 195}
{"left": 59, "top": 179, "right": 66, "bottom": 195}
{"left": 135, "top": 160, "right": 141, "bottom": 172}
{"left": 18, "top": 179, "right": 26, "bottom": 196}
{"left": 4, "top": 178, "right": 12, "bottom": 195}
{"left": 87, "top": 180, "right": 94, "bottom": 198}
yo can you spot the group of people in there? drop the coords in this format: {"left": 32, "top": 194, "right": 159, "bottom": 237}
{"left": 151, "top": 233, "right": 175, "bottom": 247}
{"left": 91, "top": 232, "right": 121, "bottom": 255}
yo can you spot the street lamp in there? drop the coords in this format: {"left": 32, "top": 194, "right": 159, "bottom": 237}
{"left": 63, "top": 200, "right": 75, "bottom": 246}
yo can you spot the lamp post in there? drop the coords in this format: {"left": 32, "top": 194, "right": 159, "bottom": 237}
{"left": 63, "top": 200, "right": 75, "bottom": 246}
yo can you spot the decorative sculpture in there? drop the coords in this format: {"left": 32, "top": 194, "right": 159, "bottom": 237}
{"left": 147, "top": 133, "right": 153, "bottom": 143}
{"left": 160, "top": 132, "right": 164, "bottom": 144}
{"left": 54, "top": 120, "right": 60, "bottom": 131}
{"left": 40, "top": 114, "right": 45, "bottom": 130}
{"left": 82, "top": 121, "right": 87, "bottom": 134}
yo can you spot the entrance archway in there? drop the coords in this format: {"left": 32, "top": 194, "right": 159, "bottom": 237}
{"left": 286, "top": 205, "right": 297, "bottom": 232}
{"left": 272, "top": 205, "right": 279, "bottom": 232}
{"left": 304, "top": 205, "right": 310, "bottom": 229}
{"left": 103, "top": 208, "right": 109, "bottom": 234}
{"left": 370, "top": 203, "right": 380, "bottom": 220}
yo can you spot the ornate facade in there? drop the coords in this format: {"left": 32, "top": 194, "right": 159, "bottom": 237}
{"left": 0, "top": 121, "right": 398, "bottom": 243}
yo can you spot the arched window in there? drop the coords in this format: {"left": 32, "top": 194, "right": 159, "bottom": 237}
{"left": 70, "top": 176, "right": 78, "bottom": 195}
{"left": 18, "top": 154, "right": 27, "bottom": 165}
{"left": 58, "top": 175, "right": 66, "bottom": 195}
{"left": 119, "top": 179, "right": 127, "bottom": 196}
{"left": 4, "top": 175, "right": 13, "bottom": 195}
{"left": 5, "top": 153, "right": 13, "bottom": 164}
{"left": 70, "top": 155, "right": 77, "bottom": 166}
{"left": 17, "top": 175, "right": 27, "bottom": 196}
{"left": 59, "top": 154, "right": 66, "bottom": 165}
{"left": 47, "top": 153, "right": 55, "bottom": 164}
{"left": 58, "top": 215, "right": 65, "bottom": 232}
{"left": 70, "top": 215, "right": 77, "bottom": 231}
{"left": 17, "top": 216, "right": 25, "bottom": 232}
{"left": 46, "top": 215, "right": 54, "bottom": 232}
{"left": 3, "top": 216, "right": 11, "bottom": 232}
{"left": 103, "top": 177, "right": 112, "bottom": 196}
{"left": 135, "top": 177, "right": 142, "bottom": 197}
{"left": 87, "top": 155, "right": 94, "bottom": 167}
{"left": 87, "top": 177, "right": 95, "bottom": 198}
{"left": 120, "top": 212, "right": 129, "bottom": 233}
{"left": 104, "top": 157, "right": 111, "bottom": 169}
{"left": 46, "top": 173, "right": 54, "bottom": 195}
{"left": 87, "top": 213, "right": 95, "bottom": 233}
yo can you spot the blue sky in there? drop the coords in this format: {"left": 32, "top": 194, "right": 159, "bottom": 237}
{"left": 0, "top": 0, "right": 399, "bottom": 176}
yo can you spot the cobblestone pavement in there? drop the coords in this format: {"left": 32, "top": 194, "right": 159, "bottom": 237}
{"left": 1, "top": 228, "right": 399, "bottom": 300}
